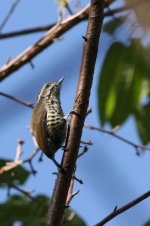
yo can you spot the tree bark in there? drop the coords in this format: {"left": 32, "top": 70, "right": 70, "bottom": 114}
{"left": 45, "top": 0, "right": 104, "bottom": 225}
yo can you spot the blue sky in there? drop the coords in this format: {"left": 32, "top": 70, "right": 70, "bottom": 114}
{"left": 1, "top": 1, "right": 150, "bottom": 225}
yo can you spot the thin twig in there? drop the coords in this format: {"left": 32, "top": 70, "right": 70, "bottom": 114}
{"left": 0, "top": 4, "right": 90, "bottom": 81}
{"left": 0, "top": 91, "right": 34, "bottom": 108}
{"left": 15, "top": 139, "right": 24, "bottom": 161}
{"left": 73, "top": 175, "right": 83, "bottom": 184}
{"left": 0, "top": 147, "right": 39, "bottom": 174}
{"left": 65, "top": 179, "right": 79, "bottom": 208}
{"left": 8, "top": 182, "right": 36, "bottom": 203}
{"left": 0, "top": 0, "right": 146, "bottom": 39}
{"left": 0, "top": 24, "right": 55, "bottom": 39}
{"left": 52, "top": 171, "right": 83, "bottom": 184}
{"left": 23, "top": 129, "right": 40, "bottom": 174}
{"left": 84, "top": 124, "right": 150, "bottom": 151}
{"left": 63, "top": 175, "right": 79, "bottom": 223}
{"left": 0, "top": 128, "right": 40, "bottom": 175}
{"left": 0, "top": 0, "right": 115, "bottom": 81}
{"left": 2, "top": 180, "right": 47, "bottom": 210}
{"left": 80, "top": 140, "right": 93, "bottom": 145}
{"left": 95, "top": 190, "right": 150, "bottom": 226}
{"left": 0, "top": 0, "right": 114, "bottom": 40}
{"left": 78, "top": 145, "right": 89, "bottom": 158}
{"left": 65, "top": 3, "right": 73, "bottom": 15}
{"left": 0, "top": 0, "right": 147, "bottom": 82}
{"left": 0, "top": 0, "right": 21, "bottom": 32}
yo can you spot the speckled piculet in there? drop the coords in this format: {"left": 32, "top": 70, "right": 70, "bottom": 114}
{"left": 31, "top": 77, "right": 67, "bottom": 170}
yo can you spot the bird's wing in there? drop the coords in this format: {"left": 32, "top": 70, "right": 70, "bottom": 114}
{"left": 31, "top": 101, "right": 52, "bottom": 158}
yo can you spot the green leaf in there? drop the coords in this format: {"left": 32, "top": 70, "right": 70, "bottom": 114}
{"left": 0, "top": 195, "right": 86, "bottom": 226}
{"left": 103, "top": 16, "right": 127, "bottom": 35}
{"left": 144, "top": 220, "right": 150, "bottom": 226}
{"left": 0, "top": 159, "right": 30, "bottom": 188}
{"left": 98, "top": 39, "right": 150, "bottom": 130}
{"left": 98, "top": 41, "right": 136, "bottom": 126}
{"left": 0, "top": 195, "right": 48, "bottom": 226}
{"left": 135, "top": 103, "right": 150, "bottom": 145}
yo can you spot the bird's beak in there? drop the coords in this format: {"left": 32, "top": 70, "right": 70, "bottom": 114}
{"left": 57, "top": 77, "right": 64, "bottom": 86}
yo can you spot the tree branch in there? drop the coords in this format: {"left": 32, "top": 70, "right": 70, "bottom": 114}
{"left": 0, "top": 0, "right": 114, "bottom": 40}
{"left": 45, "top": 1, "right": 104, "bottom": 225}
{"left": 7, "top": 182, "right": 37, "bottom": 203}
{"left": 0, "top": 0, "right": 148, "bottom": 82}
{"left": 0, "top": 24, "right": 55, "bottom": 39}
{"left": 0, "top": 0, "right": 116, "bottom": 82}
{"left": 95, "top": 190, "right": 150, "bottom": 226}
{"left": 84, "top": 123, "right": 150, "bottom": 152}
{"left": 0, "top": 91, "right": 34, "bottom": 108}
{"left": 0, "top": 0, "right": 21, "bottom": 33}
{"left": 0, "top": 4, "right": 90, "bottom": 82}
{"left": 0, "top": 128, "right": 39, "bottom": 175}
{"left": 2, "top": 179, "right": 47, "bottom": 210}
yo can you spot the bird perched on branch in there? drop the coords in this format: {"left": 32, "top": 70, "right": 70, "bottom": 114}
{"left": 31, "top": 77, "right": 67, "bottom": 171}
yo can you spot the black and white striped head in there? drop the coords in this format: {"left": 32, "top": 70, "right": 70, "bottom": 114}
{"left": 37, "top": 77, "right": 64, "bottom": 102}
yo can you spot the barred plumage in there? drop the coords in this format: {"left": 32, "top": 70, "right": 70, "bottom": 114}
{"left": 31, "top": 77, "right": 66, "bottom": 170}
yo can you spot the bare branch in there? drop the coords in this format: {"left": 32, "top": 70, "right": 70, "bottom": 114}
{"left": 0, "top": 0, "right": 147, "bottom": 82}
{"left": 0, "top": 91, "right": 34, "bottom": 108}
{"left": 84, "top": 123, "right": 150, "bottom": 151}
{"left": 7, "top": 182, "right": 37, "bottom": 203}
{"left": 45, "top": 1, "right": 104, "bottom": 225}
{"left": 78, "top": 145, "right": 89, "bottom": 158}
{"left": 0, "top": 4, "right": 90, "bottom": 82}
{"left": 0, "top": 128, "right": 40, "bottom": 175}
{"left": 0, "top": 0, "right": 114, "bottom": 40}
{"left": 80, "top": 140, "right": 93, "bottom": 145}
{"left": 65, "top": 178, "right": 79, "bottom": 208}
{"left": 0, "top": 24, "right": 55, "bottom": 39}
{"left": 0, "top": 0, "right": 21, "bottom": 32}
{"left": 62, "top": 172, "right": 80, "bottom": 224}
{"left": 2, "top": 179, "right": 47, "bottom": 210}
{"left": 15, "top": 139, "right": 24, "bottom": 161}
{"left": 22, "top": 129, "right": 40, "bottom": 164}
{"left": 73, "top": 175, "right": 83, "bottom": 184}
{"left": 95, "top": 190, "right": 150, "bottom": 226}
{"left": 0, "top": 0, "right": 115, "bottom": 81}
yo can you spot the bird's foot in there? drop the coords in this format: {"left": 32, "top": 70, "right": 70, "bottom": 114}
{"left": 52, "top": 157, "right": 65, "bottom": 174}
{"left": 64, "top": 110, "right": 80, "bottom": 121}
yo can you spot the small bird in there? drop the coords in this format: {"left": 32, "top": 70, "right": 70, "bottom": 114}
{"left": 31, "top": 77, "right": 67, "bottom": 171}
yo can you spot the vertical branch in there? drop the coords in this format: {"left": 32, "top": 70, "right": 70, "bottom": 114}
{"left": 45, "top": 0, "right": 104, "bottom": 225}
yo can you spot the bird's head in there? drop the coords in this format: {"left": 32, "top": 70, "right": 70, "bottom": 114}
{"left": 37, "top": 77, "right": 64, "bottom": 102}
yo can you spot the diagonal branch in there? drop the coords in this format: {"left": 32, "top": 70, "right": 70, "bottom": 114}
{"left": 0, "top": 0, "right": 114, "bottom": 40}
{"left": 0, "top": 4, "right": 90, "bottom": 82}
{"left": 0, "top": 91, "right": 34, "bottom": 108}
{"left": 45, "top": 0, "right": 104, "bottom": 225}
{"left": 0, "top": 24, "right": 55, "bottom": 39}
{"left": 95, "top": 190, "right": 150, "bottom": 226}
{"left": 0, "top": 0, "right": 115, "bottom": 82}
{"left": 7, "top": 182, "right": 37, "bottom": 203}
{"left": 84, "top": 123, "right": 150, "bottom": 151}
{"left": 2, "top": 179, "right": 47, "bottom": 210}
{"left": 0, "top": 0, "right": 21, "bottom": 33}
{"left": 0, "top": 0, "right": 148, "bottom": 82}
